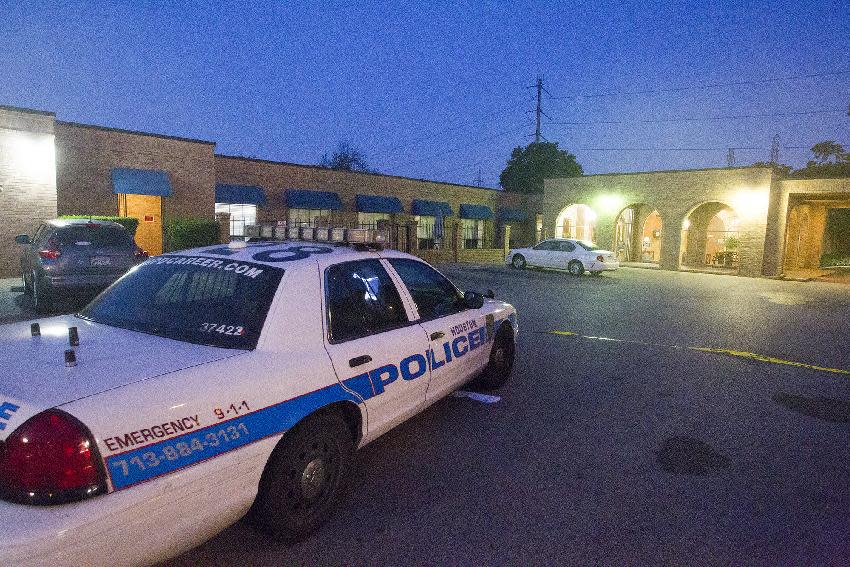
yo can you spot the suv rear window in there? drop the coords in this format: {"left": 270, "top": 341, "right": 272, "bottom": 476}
{"left": 53, "top": 225, "right": 133, "bottom": 248}
{"left": 79, "top": 255, "right": 284, "bottom": 349}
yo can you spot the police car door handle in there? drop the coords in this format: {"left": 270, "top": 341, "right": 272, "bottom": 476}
{"left": 430, "top": 331, "right": 444, "bottom": 341}
{"left": 349, "top": 355, "right": 372, "bottom": 368}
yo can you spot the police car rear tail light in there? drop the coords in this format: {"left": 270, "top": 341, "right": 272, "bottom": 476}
{"left": 0, "top": 409, "right": 106, "bottom": 505}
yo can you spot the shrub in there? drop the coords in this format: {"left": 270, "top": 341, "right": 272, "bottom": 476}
{"left": 820, "top": 253, "right": 850, "bottom": 268}
{"left": 164, "top": 218, "right": 220, "bottom": 252}
{"left": 59, "top": 215, "right": 139, "bottom": 235}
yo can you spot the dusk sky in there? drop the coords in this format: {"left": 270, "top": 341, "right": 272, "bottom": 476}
{"left": 2, "top": 1, "right": 848, "bottom": 189}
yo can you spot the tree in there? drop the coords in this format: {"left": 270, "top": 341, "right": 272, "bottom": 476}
{"left": 319, "top": 142, "right": 373, "bottom": 172}
{"left": 790, "top": 141, "right": 850, "bottom": 179}
{"left": 750, "top": 161, "right": 792, "bottom": 177}
{"left": 809, "top": 141, "right": 846, "bottom": 164}
{"left": 499, "top": 142, "right": 582, "bottom": 194}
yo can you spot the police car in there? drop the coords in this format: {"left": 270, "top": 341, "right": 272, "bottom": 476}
{"left": 0, "top": 231, "right": 518, "bottom": 566}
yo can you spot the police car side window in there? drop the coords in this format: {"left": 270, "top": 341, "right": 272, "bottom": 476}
{"left": 387, "top": 259, "right": 463, "bottom": 321}
{"left": 326, "top": 260, "right": 408, "bottom": 343}
{"left": 559, "top": 241, "right": 576, "bottom": 252}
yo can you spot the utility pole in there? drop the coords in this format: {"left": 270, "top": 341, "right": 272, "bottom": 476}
{"left": 727, "top": 148, "right": 736, "bottom": 167}
{"left": 527, "top": 74, "right": 550, "bottom": 143}
{"left": 473, "top": 166, "right": 483, "bottom": 187}
{"left": 535, "top": 75, "right": 543, "bottom": 143}
{"left": 769, "top": 135, "right": 780, "bottom": 164}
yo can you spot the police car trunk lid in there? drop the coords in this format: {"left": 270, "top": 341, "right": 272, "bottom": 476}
{"left": 0, "top": 315, "right": 243, "bottom": 439}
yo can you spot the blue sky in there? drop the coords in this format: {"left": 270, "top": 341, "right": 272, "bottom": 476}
{"left": 1, "top": 0, "right": 848, "bottom": 187}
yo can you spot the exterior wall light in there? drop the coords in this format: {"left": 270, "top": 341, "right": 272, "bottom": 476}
{"left": 596, "top": 194, "right": 624, "bottom": 215}
{"left": 7, "top": 131, "right": 56, "bottom": 181}
{"left": 731, "top": 189, "right": 769, "bottom": 220}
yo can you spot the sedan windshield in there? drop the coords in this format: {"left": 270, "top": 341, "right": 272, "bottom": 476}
{"left": 79, "top": 255, "right": 283, "bottom": 349}
{"left": 576, "top": 240, "right": 603, "bottom": 251}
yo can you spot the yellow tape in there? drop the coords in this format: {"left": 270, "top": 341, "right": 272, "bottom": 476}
{"left": 546, "top": 330, "right": 850, "bottom": 376}
{"left": 689, "top": 347, "right": 850, "bottom": 375}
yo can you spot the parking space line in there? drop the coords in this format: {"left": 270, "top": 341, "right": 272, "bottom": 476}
{"left": 545, "top": 330, "right": 850, "bottom": 376}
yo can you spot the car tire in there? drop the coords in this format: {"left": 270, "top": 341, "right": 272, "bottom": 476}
{"left": 568, "top": 260, "right": 585, "bottom": 276}
{"left": 22, "top": 270, "right": 32, "bottom": 295}
{"left": 477, "top": 325, "right": 515, "bottom": 390}
{"left": 32, "top": 271, "right": 53, "bottom": 313}
{"left": 511, "top": 254, "right": 527, "bottom": 269}
{"left": 253, "top": 412, "right": 355, "bottom": 543}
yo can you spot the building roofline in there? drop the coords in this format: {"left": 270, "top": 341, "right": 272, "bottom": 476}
{"left": 56, "top": 120, "right": 216, "bottom": 146}
{"left": 549, "top": 165, "right": 772, "bottom": 180}
{"left": 215, "top": 153, "right": 502, "bottom": 193}
{"left": 0, "top": 105, "right": 56, "bottom": 117}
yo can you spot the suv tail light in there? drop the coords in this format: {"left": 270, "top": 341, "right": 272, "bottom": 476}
{"left": 0, "top": 409, "right": 107, "bottom": 505}
{"left": 38, "top": 238, "right": 61, "bottom": 260}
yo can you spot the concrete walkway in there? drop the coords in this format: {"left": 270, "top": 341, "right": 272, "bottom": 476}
{"left": 0, "top": 276, "right": 36, "bottom": 324}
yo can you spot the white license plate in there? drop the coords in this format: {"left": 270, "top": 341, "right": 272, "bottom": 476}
{"left": 90, "top": 256, "right": 111, "bottom": 266}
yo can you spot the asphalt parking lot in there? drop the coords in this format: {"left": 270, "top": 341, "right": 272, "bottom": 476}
{"left": 152, "top": 264, "right": 849, "bottom": 566}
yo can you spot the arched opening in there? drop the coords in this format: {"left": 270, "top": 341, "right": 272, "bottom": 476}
{"left": 556, "top": 204, "right": 597, "bottom": 242}
{"left": 679, "top": 202, "right": 740, "bottom": 271}
{"left": 614, "top": 205, "right": 662, "bottom": 264}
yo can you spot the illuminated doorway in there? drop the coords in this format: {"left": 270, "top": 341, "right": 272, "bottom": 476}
{"left": 118, "top": 194, "right": 163, "bottom": 255}
{"left": 680, "top": 202, "right": 739, "bottom": 270}
{"left": 556, "top": 204, "right": 597, "bottom": 242}
{"left": 614, "top": 205, "right": 662, "bottom": 263}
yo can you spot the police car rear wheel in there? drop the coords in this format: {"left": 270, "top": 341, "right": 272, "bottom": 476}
{"left": 477, "top": 327, "right": 515, "bottom": 390}
{"left": 254, "top": 412, "right": 354, "bottom": 542}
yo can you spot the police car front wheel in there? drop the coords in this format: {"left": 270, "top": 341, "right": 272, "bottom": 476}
{"left": 253, "top": 412, "right": 355, "bottom": 542}
{"left": 477, "top": 326, "right": 515, "bottom": 390}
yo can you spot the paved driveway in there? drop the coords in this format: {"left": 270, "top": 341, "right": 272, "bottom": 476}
{"left": 0, "top": 276, "right": 34, "bottom": 324}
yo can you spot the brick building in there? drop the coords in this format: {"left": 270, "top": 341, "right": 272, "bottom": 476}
{"left": 1, "top": 104, "right": 847, "bottom": 279}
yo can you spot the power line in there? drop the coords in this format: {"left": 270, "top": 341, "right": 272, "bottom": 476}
{"left": 547, "top": 69, "right": 850, "bottom": 100}
{"left": 573, "top": 144, "right": 847, "bottom": 152}
{"left": 546, "top": 108, "right": 847, "bottom": 126}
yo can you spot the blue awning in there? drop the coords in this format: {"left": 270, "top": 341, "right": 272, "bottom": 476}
{"left": 215, "top": 184, "right": 267, "bottom": 205}
{"left": 459, "top": 204, "right": 494, "bottom": 220}
{"left": 285, "top": 189, "right": 342, "bottom": 210}
{"left": 498, "top": 207, "right": 528, "bottom": 222}
{"left": 356, "top": 194, "right": 403, "bottom": 214}
{"left": 111, "top": 168, "right": 172, "bottom": 197}
{"left": 411, "top": 199, "right": 453, "bottom": 217}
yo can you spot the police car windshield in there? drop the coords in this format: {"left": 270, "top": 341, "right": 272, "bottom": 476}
{"left": 79, "top": 255, "right": 283, "bottom": 349}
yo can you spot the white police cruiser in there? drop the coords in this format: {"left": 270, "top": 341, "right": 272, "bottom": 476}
{"left": 0, "top": 233, "right": 517, "bottom": 566}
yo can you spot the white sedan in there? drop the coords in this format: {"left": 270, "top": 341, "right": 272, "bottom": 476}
{"left": 506, "top": 238, "right": 619, "bottom": 275}
{"left": 0, "top": 238, "right": 517, "bottom": 566}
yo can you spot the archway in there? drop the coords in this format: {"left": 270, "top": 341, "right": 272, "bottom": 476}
{"left": 614, "top": 204, "right": 662, "bottom": 263}
{"left": 679, "top": 202, "right": 740, "bottom": 270}
{"left": 556, "top": 204, "right": 597, "bottom": 242}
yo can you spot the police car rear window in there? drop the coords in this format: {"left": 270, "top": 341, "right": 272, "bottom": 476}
{"left": 78, "top": 255, "right": 283, "bottom": 349}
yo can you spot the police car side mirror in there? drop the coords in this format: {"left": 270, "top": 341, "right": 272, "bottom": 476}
{"left": 15, "top": 234, "right": 30, "bottom": 245}
{"left": 463, "top": 291, "right": 484, "bottom": 310}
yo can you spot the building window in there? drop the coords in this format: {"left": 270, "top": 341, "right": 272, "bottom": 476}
{"left": 461, "top": 219, "right": 484, "bottom": 249}
{"left": 357, "top": 212, "right": 390, "bottom": 229}
{"left": 415, "top": 215, "right": 434, "bottom": 249}
{"left": 215, "top": 203, "right": 257, "bottom": 238}
{"left": 288, "top": 208, "right": 332, "bottom": 226}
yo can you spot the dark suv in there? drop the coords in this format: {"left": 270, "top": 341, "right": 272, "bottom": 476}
{"left": 15, "top": 219, "right": 147, "bottom": 312}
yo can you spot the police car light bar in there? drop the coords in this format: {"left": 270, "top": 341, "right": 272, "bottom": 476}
{"left": 244, "top": 223, "right": 388, "bottom": 246}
